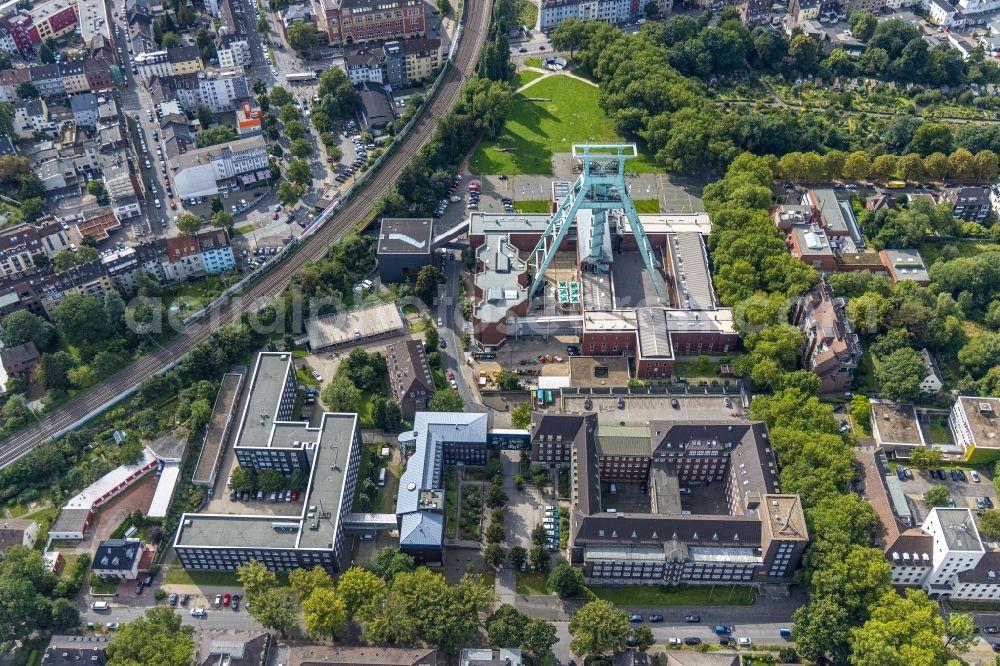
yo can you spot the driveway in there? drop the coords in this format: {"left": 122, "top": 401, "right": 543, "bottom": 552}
{"left": 89, "top": 473, "right": 159, "bottom": 548}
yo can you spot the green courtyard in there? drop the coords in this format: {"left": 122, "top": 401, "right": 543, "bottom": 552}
{"left": 469, "top": 75, "right": 660, "bottom": 175}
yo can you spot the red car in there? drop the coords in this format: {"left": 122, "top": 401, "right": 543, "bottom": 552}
{"left": 290, "top": 490, "right": 298, "bottom": 501}
{"left": 538, "top": 45, "right": 546, "bottom": 50}
{"left": 447, "top": 370, "right": 455, "bottom": 380}
{"left": 326, "top": 157, "right": 335, "bottom": 163}
{"left": 272, "top": 212, "right": 279, "bottom": 220}
{"left": 169, "top": 201, "right": 176, "bottom": 209}
{"left": 222, "top": 593, "right": 231, "bottom": 607}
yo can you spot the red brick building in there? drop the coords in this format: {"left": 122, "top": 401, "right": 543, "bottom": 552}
{"left": 318, "top": 0, "right": 425, "bottom": 46}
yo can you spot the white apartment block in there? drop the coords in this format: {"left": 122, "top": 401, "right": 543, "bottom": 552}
{"left": 909, "top": 508, "right": 1000, "bottom": 601}
{"left": 217, "top": 38, "right": 252, "bottom": 69}
{"left": 539, "top": 0, "right": 633, "bottom": 30}
{"left": 174, "top": 74, "right": 250, "bottom": 114}
{"left": 950, "top": 396, "right": 1000, "bottom": 461}
{"left": 172, "top": 135, "right": 269, "bottom": 199}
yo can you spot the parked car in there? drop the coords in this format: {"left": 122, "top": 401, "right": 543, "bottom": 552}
{"left": 648, "top": 614, "right": 664, "bottom": 622}
{"left": 231, "top": 595, "right": 241, "bottom": 610}
{"left": 617, "top": 397, "right": 625, "bottom": 409}
{"left": 685, "top": 615, "right": 701, "bottom": 623}
{"left": 628, "top": 613, "right": 643, "bottom": 623}
{"left": 984, "top": 626, "right": 1000, "bottom": 634}
{"left": 973, "top": 470, "right": 981, "bottom": 483}
{"left": 106, "top": 623, "right": 119, "bottom": 630}
{"left": 738, "top": 638, "right": 752, "bottom": 647}
{"left": 179, "top": 594, "right": 189, "bottom": 605}
{"left": 684, "top": 637, "right": 701, "bottom": 645}
{"left": 223, "top": 593, "right": 231, "bottom": 607}
{"left": 214, "top": 594, "right": 223, "bottom": 608}
{"left": 168, "top": 592, "right": 178, "bottom": 605}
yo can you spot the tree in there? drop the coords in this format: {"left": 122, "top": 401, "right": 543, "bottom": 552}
{"left": 923, "top": 484, "right": 951, "bottom": 508}
{"left": 529, "top": 545, "right": 550, "bottom": 572}
{"left": 485, "top": 604, "right": 528, "bottom": 649}
{"left": 950, "top": 147, "right": 976, "bottom": 181}
{"left": 235, "top": 560, "right": 278, "bottom": 599}
{"left": 414, "top": 265, "right": 443, "bottom": 304}
{"left": 909, "top": 122, "right": 953, "bottom": 156}
{"left": 511, "top": 402, "right": 532, "bottom": 429}
{"left": 508, "top": 546, "right": 527, "bottom": 569}
{"left": 288, "top": 159, "right": 312, "bottom": 186}
{"left": 53, "top": 294, "right": 108, "bottom": 345}
{"left": 979, "top": 509, "right": 1000, "bottom": 538}
{"left": 484, "top": 543, "right": 505, "bottom": 569}
{"left": 176, "top": 213, "right": 202, "bottom": 235}
{"left": 850, "top": 394, "right": 872, "bottom": 432}
{"left": 870, "top": 154, "right": 898, "bottom": 182}
{"left": 336, "top": 566, "right": 387, "bottom": 617}
{"left": 896, "top": 153, "right": 925, "bottom": 182}
{"left": 909, "top": 447, "right": 943, "bottom": 470}
{"left": 54, "top": 246, "right": 98, "bottom": 271}
{"left": 290, "top": 138, "right": 313, "bottom": 159}
{"left": 874, "top": 347, "right": 927, "bottom": 402}
{"left": 229, "top": 466, "right": 255, "bottom": 492}
{"left": 793, "top": 595, "right": 851, "bottom": 664}
{"left": 496, "top": 370, "right": 521, "bottom": 391}
{"left": 841, "top": 151, "right": 872, "bottom": 181}
{"left": 358, "top": 570, "right": 494, "bottom": 653}
{"left": 946, "top": 613, "right": 977, "bottom": 652}
{"left": 322, "top": 375, "right": 362, "bottom": 411}
{"left": 522, "top": 619, "right": 558, "bottom": 657}
{"left": 552, "top": 18, "right": 588, "bottom": 58}
{"left": 569, "top": 600, "right": 630, "bottom": 658}
{"left": 974, "top": 150, "right": 999, "bottom": 181}
{"left": 547, "top": 562, "right": 584, "bottom": 599}
{"left": 0, "top": 310, "right": 55, "bottom": 350}
{"left": 289, "top": 565, "right": 333, "bottom": 601}
{"left": 196, "top": 104, "right": 214, "bottom": 129}
{"left": 428, "top": 389, "right": 463, "bottom": 412}
{"left": 38, "top": 351, "right": 76, "bottom": 392}
{"left": 850, "top": 589, "right": 949, "bottom": 666}
{"left": 103, "top": 290, "right": 126, "bottom": 329}
{"left": 287, "top": 22, "right": 317, "bottom": 55}
{"left": 246, "top": 587, "right": 296, "bottom": 637}
{"left": 367, "top": 546, "right": 416, "bottom": 581}
{"left": 531, "top": 524, "right": 549, "bottom": 547}
{"left": 924, "top": 152, "right": 951, "bottom": 181}
{"left": 788, "top": 33, "right": 820, "bottom": 72}
{"left": 423, "top": 326, "right": 439, "bottom": 352}
{"left": 303, "top": 587, "right": 348, "bottom": 640}
{"left": 49, "top": 598, "right": 80, "bottom": 631}
{"left": 106, "top": 607, "right": 194, "bottom": 666}
{"left": 161, "top": 31, "right": 180, "bottom": 48}
{"left": 212, "top": 211, "right": 234, "bottom": 230}
{"left": 16, "top": 81, "right": 38, "bottom": 99}
{"left": 849, "top": 10, "right": 878, "bottom": 41}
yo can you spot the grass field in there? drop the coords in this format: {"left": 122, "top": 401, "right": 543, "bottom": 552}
{"left": 513, "top": 70, "right": 543, "bottom": 90}
{"left": 516, "top": 571, "right": 551, "bottom": 595}
{"left": 591, "top": 584, "right": 756, "bottom": 607}
{"left": 633, "top": 199, "right": 660, "bottom": 213}
{"left": 469, "top": 75, "right": 660, "bottom": 175}
{"left": 233, "top": 224, "right": 254, "bottom": 236}
{"left": 514, "top": 199, "right": 552, "bottom": 213}
{"left": 524, "top": 57, "right": 543, "bottom": 68}
{"left": 163, "top": 567, "right": 290, "bottom": 587}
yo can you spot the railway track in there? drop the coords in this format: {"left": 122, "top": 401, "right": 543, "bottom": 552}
{"left": 0, "top": 0, "right": 492, "bottom": 469}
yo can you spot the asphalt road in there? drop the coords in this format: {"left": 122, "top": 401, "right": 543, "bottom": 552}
{"left": 0, "top": 0, "right": 492, "bottom": 469}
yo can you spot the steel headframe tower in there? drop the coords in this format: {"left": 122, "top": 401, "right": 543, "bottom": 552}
{"left": 527, "top": 144, "right": 666, "bottom": 301}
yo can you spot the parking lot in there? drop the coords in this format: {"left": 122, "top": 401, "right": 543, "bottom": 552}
{"left": 897, "top": 465, "right": 998, "bottom": 531}
{"left": 563, "top": 395, "right": 744, "bottom": 425}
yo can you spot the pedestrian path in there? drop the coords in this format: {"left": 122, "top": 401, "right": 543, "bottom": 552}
{"left": 515, "top": 68, "right": 599, "bottom": 94}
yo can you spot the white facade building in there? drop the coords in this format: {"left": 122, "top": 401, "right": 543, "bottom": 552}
{"left": 172, "top": 135, "right": 269, "bottom": 199}
{"left": 217, "top": 37, "right": 252, "bottom": 69}
{"left": 539, "top": 0, "right": 633, "bottom": 30}
{"left": 950, "top": 396, "right": 1000, "bottom": 461}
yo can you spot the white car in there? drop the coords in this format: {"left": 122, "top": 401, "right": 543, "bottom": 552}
{"left": 311, "top": 370, "right": 323, "bottom": 382}
{"left": 737, "top": 637, "right": 752, "bottom": 647}
{"left": 668, "top": 638, "right": 682, "bottom": 646}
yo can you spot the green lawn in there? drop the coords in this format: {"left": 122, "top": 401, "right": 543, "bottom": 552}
{"left": 918, "top": 240, "right": 999, "bottom": 266}
{"left": 514, "top": 199, "right": 552, "bottom": 213}
{"left": 433, "top": 367, "right": 447, "bottom": 390}
{"left": 513, "top": 70, "right": 543, "bottom": 90}
{"left": 469, "top": 75, "right": 660, "bottom": 175}
{"left": 928, "top": 415, "right": 954, "bottom": 445}
{"left": 516, "top": 0, "right": 537, "bottom": 27}
{"left": 296, "top": 367, "right": 320, "bottom": 386}
{"left": 233, "top": 224, "right": 254, "bottom": 236}
{"left": 515, "top": 571, "right": 551, "bottom": 595}
{"left": 633, "top": 199, "right": 660, "bottom": 214}
{"left": 352, "top": 390, "right": 377, "bottom": 428}
{"left": 163, "top": 567, "right": 289, "bottom": 587}
{"left": 590, "top": 584, "right": 756, "bottom": 607}
{"left": 524, "top": 57, "right": 543, "bottom": 68}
